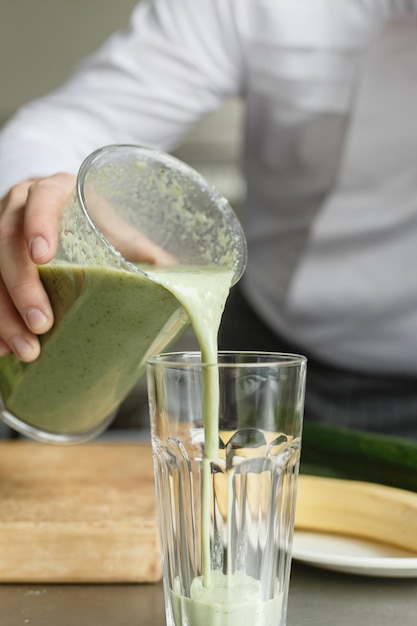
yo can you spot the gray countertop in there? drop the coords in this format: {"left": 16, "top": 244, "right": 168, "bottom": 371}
{"left": 1, "top": 562, "right": 416, "bottom": 626}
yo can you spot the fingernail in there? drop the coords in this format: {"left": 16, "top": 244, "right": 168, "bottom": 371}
{"left": 11, "top": 336, "right": 39, "bottom": 361}
{"left": 26, "top": 307, "right": 50, "bottom": 333}
{"left": 30, "top": 236, "right": 50, "bottom": 261}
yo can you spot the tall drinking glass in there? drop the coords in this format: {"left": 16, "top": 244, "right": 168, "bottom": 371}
{"left": 147, "top": 351, "right": 307, "bottom": 626}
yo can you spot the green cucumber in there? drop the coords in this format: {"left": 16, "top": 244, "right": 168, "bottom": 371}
{"left": 300, "top": 421, "right": 417, "bottom": 493}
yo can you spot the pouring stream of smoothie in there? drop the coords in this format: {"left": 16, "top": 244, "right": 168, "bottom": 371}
{"left": 149, "top": 266, "right": 233, "bottom": 588}
{"left": 151, "top": 267, "right": 285, "bottom": 626}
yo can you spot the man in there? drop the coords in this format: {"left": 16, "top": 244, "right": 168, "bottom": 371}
{"left": 1, "top": 0, "right": 417, "bottom": 436}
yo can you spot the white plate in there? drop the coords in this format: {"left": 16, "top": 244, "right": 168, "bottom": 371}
{"left": 292, "top": 531, "right": 417, "bottom": 578}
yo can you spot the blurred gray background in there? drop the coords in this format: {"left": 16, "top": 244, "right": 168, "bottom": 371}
{"left": 0, "top": 0, "right": 244, "bottom": 205}
{"left": 0, "top": 0, "right": 244, "bottom": 437}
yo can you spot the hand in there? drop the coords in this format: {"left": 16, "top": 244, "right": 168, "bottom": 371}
{"left": 0, "top": 174, "right": 75, "bottom": 362}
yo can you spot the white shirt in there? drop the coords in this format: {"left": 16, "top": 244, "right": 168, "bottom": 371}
{"left": 1, "top": 0, "right": 417, "bottom": 375}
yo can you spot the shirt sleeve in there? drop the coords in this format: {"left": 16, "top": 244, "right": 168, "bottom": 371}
{"left": 0, "top": 0, "right": 244, "bottom": 198}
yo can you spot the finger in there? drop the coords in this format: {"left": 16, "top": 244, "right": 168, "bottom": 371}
{"left": 90, "top": 201, "right": 178, "bottom": 265}
{"left": 24, "top": 173, "right": 75, "bottom": 263}
{"left": 106, "top": 222, "right": 179, "bottom": 265}
{"left": 0, "top": 180, "right": 54, "bottom": 341}
{"left": 0, "top": 338, "right": 11, "bottom": 358}
{"left": 0, "top": 174, "right": 75, "bottom": 343}
{"left": 0, "top": 275, "right": 41, "bottom": 361}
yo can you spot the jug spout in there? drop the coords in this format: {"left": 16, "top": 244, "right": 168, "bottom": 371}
{"left": 0, "top": 144, "right": 246, "bottom": 444}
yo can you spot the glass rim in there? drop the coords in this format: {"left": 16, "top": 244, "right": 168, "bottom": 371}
{"left": 146, "top": 350, "right": 307, "bottom": 368}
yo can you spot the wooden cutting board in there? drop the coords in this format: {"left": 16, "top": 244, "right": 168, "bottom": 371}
{"left": 0, "top": 441, "right": 161, "bottom": 583}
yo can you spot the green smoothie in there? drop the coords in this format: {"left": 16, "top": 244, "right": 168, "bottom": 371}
{"left": 0, "top": 263, "right": 187, "bottom": 436}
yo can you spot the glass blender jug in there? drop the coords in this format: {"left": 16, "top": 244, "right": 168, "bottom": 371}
{"left": 0, "top": 144, "right": 247, "bottom": 443}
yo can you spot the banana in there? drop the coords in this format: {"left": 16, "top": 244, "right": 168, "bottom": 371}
{"left": 295, "top": 475, "right": 417, "bottom": 553}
